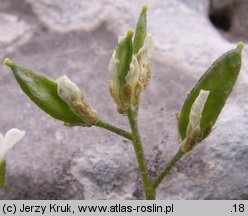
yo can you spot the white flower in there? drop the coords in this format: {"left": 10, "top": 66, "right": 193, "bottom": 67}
{"left": 0, "top": 128, "right": 25, "bottom": 161}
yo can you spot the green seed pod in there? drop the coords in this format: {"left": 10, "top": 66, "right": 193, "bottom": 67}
{"left": 178, "top": 43, "right": 244, "bottom": 142}
{"left": 133, "top": 5, "right": 153, "bottom": 90}
{"left": 133, "top": 5, "right": 147, "bottom": 54}
{"left": 115, "top": 29, "right": 134, "bottom": 98}
{"left": 0, "top": 160, "right": 5, "bottom": 188}
{"left": 4, "top": 59, "right": 86, "bottom": 125}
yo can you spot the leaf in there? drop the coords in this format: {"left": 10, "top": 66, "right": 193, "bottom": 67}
{"left": 178, "top": 43, "right": 244, "bottom": 141}
{"left": 4, "top": 59, "right": 86, "bottom": 125}
{"left": 0, "top": 160, "right": 5, "bottom": 188}
{"left": 133, "top": 5, "right": 147, "bottom": 54}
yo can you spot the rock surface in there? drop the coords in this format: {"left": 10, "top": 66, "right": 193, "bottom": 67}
{"left": 209, "top": 0, "right": 248, "bottom": 42}
{"left": 0, "top": 0, "right": 248, "bottom": 199}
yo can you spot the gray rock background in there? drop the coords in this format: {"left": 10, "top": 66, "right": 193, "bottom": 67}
{"left": 0, "top": 0, "right": 248, "bottom": 199}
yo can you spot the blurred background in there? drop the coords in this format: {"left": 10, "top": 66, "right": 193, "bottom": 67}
{"left": 0, "top": 0, "right": 248, "bottom": 199}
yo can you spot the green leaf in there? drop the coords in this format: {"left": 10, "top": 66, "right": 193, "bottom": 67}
{"left": 0, "top": 160, "right": 5, "bottom": 188}
{"left": 133, "top": 5, "right": 147, "bottom": 54}
{"left": 115, "top": 29, "right": 134, "bottom": 101}
{"left": 4, "top": 59, "right": 86, "bottom": 125}
{"left": 178, "top": 43, "right": 244, "bottom": 141}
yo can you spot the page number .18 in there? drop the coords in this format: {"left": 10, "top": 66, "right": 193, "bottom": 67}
{"left": 232, "top": 204, "right": 245, "bottom": 213}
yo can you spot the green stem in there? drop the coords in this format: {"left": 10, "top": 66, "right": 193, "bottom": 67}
{"left": 0, "top": 160, "right": 6, "bottom": 188}
{"left": 95, "top": 119, "right": 132, "bottom": 140}
{"left": 152, "top": 148, "right": 185, "bottom": 189}
{"left": 126, "top": 108, "right": 155, "bottom": 199}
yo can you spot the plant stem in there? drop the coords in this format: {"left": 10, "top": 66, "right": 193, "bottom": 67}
{"left": 126, "top": 107, "right": 155, "bottom": 199}
{"left": 0, "top": 160, "right": 6, "bottom": 188}
{"left": 95, "top": 119, "right": 132, "bottom": 140}
{"left": 152, "top": 148, "right": 185, "bottom": 189}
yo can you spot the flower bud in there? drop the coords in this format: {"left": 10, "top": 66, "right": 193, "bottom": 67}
{"left": 109, "top": 6, "right": 154, "bottom": 114}
{"left": 109, "top": 30, "right": 143, "bottom": 113}
{"left": 57, "top": 76, "right": 97, "bottom": 125}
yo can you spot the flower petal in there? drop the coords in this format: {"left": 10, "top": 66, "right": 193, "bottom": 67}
{"left": 188, "top": 90, "right": 210, "bottom": 129}
{"left": 125, "top": 56, "right": 140, "bottom": 88}
{"left": 0, "top": 133, "right": 4, "bottom": 145}
{"left": 4, "top": 128, "right": 25, "bottom": 153}
{"left": 57, "top": 76, "right": 98, "bottom": 125}
{"left": 138, "top": 33, "right": 153, "bottom": 61}
{"left": 57, "top": 75, "right": 82, "bottom": 104}
{"left": 108, "top": 51, "right": 119, "bottom": 84}
{"left": 136, "top": 33, "right": 154, "bottom": 87}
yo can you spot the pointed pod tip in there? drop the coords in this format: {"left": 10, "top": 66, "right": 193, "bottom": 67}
{"left": 127, "top": 28, "right": 134, "bottom": 38}
{"left": 3, "top": 58, "right": 14, "bottom": 68}
{"left": 237, "top": 42, "right": 244, "bottom": 50}
{"left": 142, "top": 4, "right": 148, "bottom": 13}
